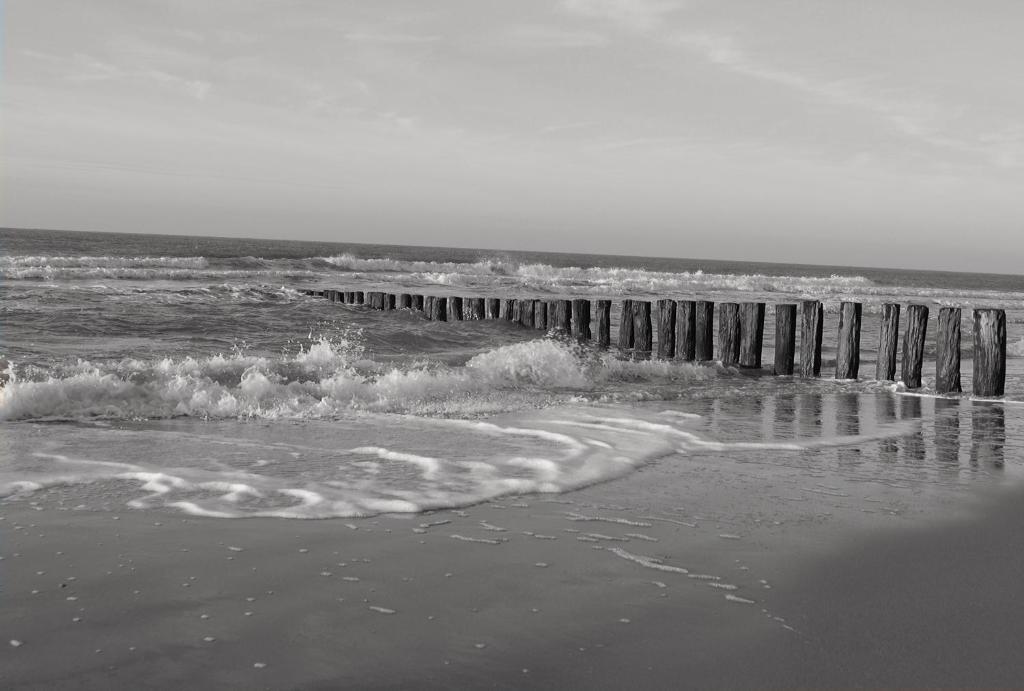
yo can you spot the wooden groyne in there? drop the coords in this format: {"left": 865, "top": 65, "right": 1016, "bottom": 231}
{"left": 303, "top": 289, "right": 1009, "bottom": 397}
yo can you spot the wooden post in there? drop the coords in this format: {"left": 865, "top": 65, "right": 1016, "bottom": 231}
{"left": 973, "top": 309, "right": 1006, "bottom": 397}
{"left": 718, "top": 303, "right": 740, "bottom": 366}
{"left": 446, "top": 296, "right": 462, "bottom": 320}
{"left": 572, "top": 299, "right": 591, "bottom": 342}
{"left": 739, "top": 302, "right": 766, "bottom": 369}
{"left": 676, "top": 300, "right": 696, "bottom": 361}
{"left": 553, "top": 300, "right": 572, "bottom": 333}
{"left": 875, "top": 303, "right": 900, "bottom": 381}
{"left": 656, "top": 299, "right": 676, "bottom": 359}
{"left": 412, "top": 294, "right": 424, "bottom": 311}
{"left": 835, "top": 302, "right": 862, "bottom": 380}
{"left": 695, "top": 301, "right": 714, "bottom": 362}
{"left": 519, "top": 299, "right": 535, "bottom": 328}
{"left": 424, "top": 296, "right": 434, "bottom": 319}
{"left": 501, "top": 299, "right": 515, "bottom": 321}
{"left": 468, "top": 297, "right": 485, "bottom": 320}
{"left": 632, "top": 301, "right": 652, "bottom": 359}
{"left": 901, "top": 304, "right": 929, "bottom": 389}
{"left": 595, "top": 300, "right": 611, "bottom": 348}
{"left": 398, "top": 293, "right": 412, "bottom": 309}
{"left": 618, "top": 300, "right": 634, "bottom": 354}
{"left": 353, "top": 291, "right": 364, "bottom": 304}
{"left": 774, "top": 304, "right": 797, "bottom": 375}
{"left": 328, "top": 290, "right": 339, "bottom": 303}
{"left": 429, "top": 296, "right": 447, "bottom": 322}
{"left": 533, "top": 300, "right": 547, "bottom": 330}
{"left": 485, "top": 298, "right": 500, "bottom": 319}
{"left": 385, "top": 293, "right": 397, "bottom": 311}
{"left": 936, "top": 307, "right": 962, "bottom": 394}
{"left": 800, "top": 300, "right": 823, "bottom": 377}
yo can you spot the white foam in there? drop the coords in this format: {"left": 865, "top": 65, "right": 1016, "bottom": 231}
{"left": 606, "top": 547, "right": 689, "bottom": 574}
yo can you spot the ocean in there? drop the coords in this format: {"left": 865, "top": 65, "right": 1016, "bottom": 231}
{"left": 2, "top": 226, "right": 1023, "bottom": 520}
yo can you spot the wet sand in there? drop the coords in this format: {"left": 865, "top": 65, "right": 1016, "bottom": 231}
{"left": 4, "top": 474, "right": 1023, "bottom": 688}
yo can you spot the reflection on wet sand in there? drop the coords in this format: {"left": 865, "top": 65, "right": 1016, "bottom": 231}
{"left": 877, "top": 394, "right": 899, "bottom": 461}
{"left": 971, "top": 403, "right": 1005, "bottom": 469}
{"left": 836, "top": 393, "right": 861, "bottom": 463}
{"left": 934, "top": 398, "right": 962, "bottom": 472}
{"left": 900, "top": 396, "right": 926, "bottom": 462}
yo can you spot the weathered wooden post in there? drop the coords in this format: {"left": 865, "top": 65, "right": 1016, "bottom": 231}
{"left": 800, "top": 300, "right": 823, "bottom": 377}
{"left": 468, "top": 297, "right": 485, "bottom": 320}
{"left": 835, "top": 302, "right": 862, "bottom": 380}
{"left": 501, "top": 299, "right": 515, "bottom": 321}
{"left": 875, "top": 303, "right": 900, "bottom": 381}
{"left": 519, "top": 299, "right": 535, "bottom": 328}
{"left": 718, "top": 303, "right": 741, "bottom": 366}
{"left": 595, "top": 300, "right": 611, "bottom": 348}
{"left": 633, "top": 301, "right": 653, "bottom": 359}
{"left": 618, "top": 300, "right": 634, "bottom": 354}
{"left": 675, "top": 300, "right": 696, "bottom": 361}
{"left": 412, "top": 294, "right": 424, "bottom": 311}
{"left": 553, "top": 300, "right": 572, "bottom": 333}
{"left": 533, "top": 300, "right": 547, "bottom": 330}
{"left": 901, "top": 304, "right": 929, "bottom": 389}
{"left": 328, "top": 290, "right": 339, "bottom": 302}
{"left": 571, "top": 299, "right": 591, "bottom": 342}
{"left": 774, "top": 304, "right": 797, "bottom": 375}
{"left": 424, "top": 296, "right": 435, "bottom": 319}
{"left": 695, "top": 301, "right": 714, "bottom": 362}
{"left": 354, "top": 291, "right": 365, "bottom": 304}
{"left": 739, "top": 302, "right": 766, "bottom": 369}
{"left": 657, "top": 299, "right": 676, "bottom": 359}
{"left": 446, "top": 296, "right": 462, "bottom": 320}
{"left": 398, "top": 293, "right": 412, "bottom": 309}
{"left": 936, "top": 307, "right": 962, "bottom": 394}
{"left": 387, "top": 293, "right": 398, "bottom": 311}
{"left": 973, "top": 309, "right": 1006, "bottom": 397}
{"left": 429, "top": 296, "right": 447, "bottom": 322}
{"left": 485, "top": 298, "right": 500, "bottom": 319}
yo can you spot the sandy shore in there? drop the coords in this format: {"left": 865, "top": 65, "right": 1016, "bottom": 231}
{"left": 2, "top": 410, "right": 1021, "bottom": 689}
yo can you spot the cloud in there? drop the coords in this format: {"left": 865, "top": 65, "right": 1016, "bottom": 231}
{"left": 66, "top": 53, "right": 212, "bottom": 100}
{"left": 504, "top": 24, "right": 609, "bottom": 48}
{"left": 559, "top": 0, "right": 683, "bottom": 32}
{"left": 675, "top": 32, "right": 1023, "bottom": 168}
{"left": 343, "top": 32, "right": 441, "bottom": 44}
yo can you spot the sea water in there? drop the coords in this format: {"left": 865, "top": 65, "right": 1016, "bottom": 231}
{"left": 2, "top": 227, "right": 1022, "bottom": 519}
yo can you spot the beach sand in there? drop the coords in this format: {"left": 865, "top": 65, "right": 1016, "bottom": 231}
{"left": 3, "top": 417, "right": 1020, "bottom": 690}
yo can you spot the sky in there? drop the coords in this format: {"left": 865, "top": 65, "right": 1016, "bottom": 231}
{"left": 3, "top": 0, "right": 1024, "bottom": 272}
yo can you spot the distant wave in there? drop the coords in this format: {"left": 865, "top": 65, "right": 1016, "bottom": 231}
{"left": 0, "top": 337, "right": 716, "bottom": 422}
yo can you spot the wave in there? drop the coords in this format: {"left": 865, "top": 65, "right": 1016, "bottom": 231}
{"left": 0, "top": 337, "right": 716, "bottom": 422}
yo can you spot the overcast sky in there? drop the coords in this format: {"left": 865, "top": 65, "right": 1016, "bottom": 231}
{"left": 3, "top": 0, "right": 1023, "bottom": 272}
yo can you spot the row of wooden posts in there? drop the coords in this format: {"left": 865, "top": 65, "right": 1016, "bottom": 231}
{"left": 305, "top": 289, "right": 1007, "bottom": 398}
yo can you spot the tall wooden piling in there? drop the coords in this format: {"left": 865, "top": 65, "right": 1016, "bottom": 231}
{"left": 739, "top": 302, "right": 766, "bottom": 369}
{"left": 447, "top": 296, "right": 463, "bottom": 320}
{"left": 572, "top": 299, "right": 591, "bottom": 342}
{"left": 695, "top": 301, "right": 714, "bottom": 362}
{"left": 519, "top": 299, "right": 535, "bottom": 328}
{"left": 633, "top": 301, "right": 653, "bottom": 359}
{"left": 774, "top": 304, "right": 797, "bottom": 375}
{"left": 835, "top": 302, "right": 862, "bottom": 380}
{"left": 468, "top": 297, "right": 486, "bottom": 320}
{"left": 385, "top": 293, "right": 397, "bottom": 311}
{"left": 973, "top": 309, "right": 1006, "bottom": 397}
{"left": 936, "top": 307, "right": 962, "bottom": 394}
{"left": 901, "top": 304, "right": 929, "bottom": 389}
{"left": 412, "top": 294, "right": 424, "bottom": 311}
{"left": 800, "top": 300, "right": 823, "bottom": 377}
{"left": 429, "top": 296, "right": 447, "bottom": 322}
{"left": 718, "top": 303, "right": 741, "bottom": 366}
{"left": 424, "top": 296, "right": 435, "bottom": 319}
{"left": 553, "top": 300, "right": 572, "bottom": 333}
{"left": 875, "top": 303, "right": 900, "bottom": 381}
{"left": 501, "top": 299, "right": 515, "bottom": 321}
{"left": 485, "top": 298, "right": 500, "bottom": 319}
{"left": 533, "top": 300, "right": 547, "bottom": 330}
{"left": 398, "top": 293, "right": 412, "bottom": 309}
{"left": 354, "top": 291, "right": 365, "bottom": 304}
{"left": 656, "top": 299, "right": 676, "bottom": 359}
{"left": 595, "top": 300, "right": 611, "bottom": 348}
{"left": 618, "top": 300, "right": 634, "bottom": 354}
{"left": 675, "top": 300, "right": 696, "bottom": 361}
{"left": 328, "top": 290, "right": 339, "bottom": 303}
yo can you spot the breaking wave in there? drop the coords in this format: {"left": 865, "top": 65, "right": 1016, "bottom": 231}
{"left": 0, "top": 337, "right": 716, "bottom": 422}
